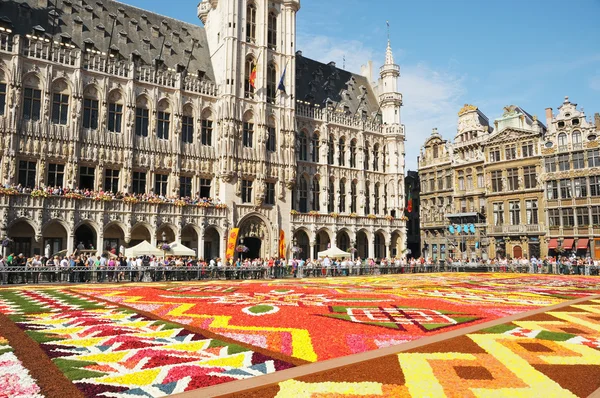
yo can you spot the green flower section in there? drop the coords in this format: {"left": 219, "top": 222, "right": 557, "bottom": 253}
{"left": 247, "top": 305, "right": 276, "bottom": 314}
{"left": 0, "top": 289, "right": 106, "bottom": 314}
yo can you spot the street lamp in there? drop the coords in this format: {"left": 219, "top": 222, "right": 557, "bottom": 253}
{"left": 240, "top": 238, "right": 244, "bottom": 261}
{"left": 162, "top": 232, "right": 167, "bottom": 260}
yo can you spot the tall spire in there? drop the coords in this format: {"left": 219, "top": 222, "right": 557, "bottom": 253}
{"left": 385, "top": 21, "right": 394, "bottom": 65}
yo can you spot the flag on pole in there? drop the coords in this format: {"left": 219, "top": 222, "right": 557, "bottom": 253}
{"left": 249, "top": 62, "right": 257, "bottom": 89}
{"left": 407, "top": 186, "right": 413, "bottom": 213}
{"left": 277, "top": 65, "right": 287, "bottom": 94}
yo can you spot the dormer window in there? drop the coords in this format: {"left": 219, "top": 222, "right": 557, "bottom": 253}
{"left": 558, "top": 121, "right": 565, "bottom": 129}
{"left": 573, "top": 118, "right": 580, "bottom": 126}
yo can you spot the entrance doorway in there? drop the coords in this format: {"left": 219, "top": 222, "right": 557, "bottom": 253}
{"left": 75, "top": 224, "right": 96, "bottom": 250}
{"left": 513, "top": 245, "right": 523, "bottom": 259}
{"left": 244, "top": 237, "right": 261, "bottom": 259}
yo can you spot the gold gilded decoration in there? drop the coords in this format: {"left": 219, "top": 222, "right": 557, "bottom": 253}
{"left": 586, "top": 140, "right": 599, "bottom": 148}
{"left": 458, "top": 104, "right": 478, "bottom": 116}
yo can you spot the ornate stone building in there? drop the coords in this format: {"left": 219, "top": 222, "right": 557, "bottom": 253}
{"left": 0, "top": 0, "right": 406, "bottom": 259}
{"left": 419, "top": 99, "right": 600, "bottom": 260}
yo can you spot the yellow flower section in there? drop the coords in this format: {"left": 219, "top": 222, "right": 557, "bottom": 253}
{"left": 275, "top": 380, "right": 384, "bottom": 397}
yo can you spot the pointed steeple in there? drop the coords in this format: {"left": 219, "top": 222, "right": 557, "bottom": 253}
{"left": 385, "top": 40, "right": 394, "bottom": 65}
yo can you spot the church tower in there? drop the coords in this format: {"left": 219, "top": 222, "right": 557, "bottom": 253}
{"left": 198, "top": 0, "right": 300, "bottom": 259}
{"left": 379, "top": 40, "right": 402, "bottom": 126}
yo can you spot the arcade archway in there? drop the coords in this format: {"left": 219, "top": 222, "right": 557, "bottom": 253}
{"left": 315, "top": 229, "right": 331, "bottom": 258}
{"left": 75, "top": 224, "right": 96, "bottom": 251}
{"left": 237, "top": 215, "right": 270, "bottom": 259}
{"left": 292, "top": 229, "right": 310, "bottom": 260}
{"left": 8, "top": 220, "right": 36, "bottom": 257}
{"left": 357, "top": 230, "right": 369, "bottom": 259}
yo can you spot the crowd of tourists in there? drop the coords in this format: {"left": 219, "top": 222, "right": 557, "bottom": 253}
{"left": 1, "top": 183, "right": 225, "bottom": 207}
{"left": 2, "top": 251, "right": 599, "bottom": 285}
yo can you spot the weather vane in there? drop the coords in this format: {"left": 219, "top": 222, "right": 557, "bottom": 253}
{"left": 386, "top": 20, "right": 390, "bottom": 41}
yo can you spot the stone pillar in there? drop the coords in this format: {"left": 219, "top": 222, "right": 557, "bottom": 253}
{"left": 67, "top": 232, "right": 75, "bottom": 256}
{"left": 368, "top": 229, "right": 375, "bottom": 259}
{"left": 151, "top": 233, "right": 157, "bottom": 247}
{"left": 96, "top": 232, "right": 104, "bottom": 256}
{"left": 310, "top": 240, "right": 316, "bottom": 260}
{"left": 198, "top": 230, "right": 205, "bottom": 259}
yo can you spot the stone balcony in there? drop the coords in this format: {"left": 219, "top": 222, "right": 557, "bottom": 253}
{"left": 290, "top": 212, "right": 405, "bottom": 232}
{"left": 489, "top": 224, "right": 546, "bottom": 236}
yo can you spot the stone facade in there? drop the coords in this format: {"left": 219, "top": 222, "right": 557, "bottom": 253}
{"left": 0, "top": 0, "right": 406, "bottom": 259}
{"left": 419, "top": 98, "right": 600, "bottom": 260}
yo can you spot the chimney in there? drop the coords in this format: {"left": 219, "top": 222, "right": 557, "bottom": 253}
{"left": 595, "top": 112, "right": 600, "bottom": 131}
{"left": 545, "top": 107, "right": 553, "bottom": 128}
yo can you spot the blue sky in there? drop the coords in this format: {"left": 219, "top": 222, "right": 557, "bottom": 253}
{"left": 121, "top": 0, "right": 600, "bottom": 171}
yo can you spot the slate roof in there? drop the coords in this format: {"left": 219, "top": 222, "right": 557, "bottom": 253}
{"left": 0, "top": 0, "right": 214, "bottom": 81}
{"left": 295, "top": 51, "right": 380, "bottom": 119}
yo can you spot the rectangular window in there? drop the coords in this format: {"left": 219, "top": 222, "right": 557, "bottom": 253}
{"left": 104, "top": 169, "right": 120, "bottom": 193}
{"left": 157, "top": 111, "right": 170, "bottom": 140}
{"left": 52, "top": 93, "right": 69, "bottom": 125}
{"left": 560, "top": 179, "right": 572, "bottom": 199}
{"left": 460, "top": 199, "right": 466, "bottom": 213}
{"left": 491, "top": 170, "right": 502, "bottom": 192}
{"left": 574, "top": 177, "right": 587, "bottom": 198}
{"left": 591, "top": 176, "right": 600, "bottom": 197}
{"left": 0, "top": 83, "right": 6, "bottom": 116}
{"left": 523, "top": 166, "right": 536, "bottom": 189}
{"left": 155, "top": 174, "right": 168, "bottom": 196}
{"left": 490, "top": 148, "right": 500, "bottom": 162}
{"left": 562, "top": 208, "right": 574, "bottom": 227}
{"left": 243, "top": 122, "right": 254, "bottom": 148}
{"left": 199, "top": 178, "right": 211, "bottom": 198}
{"left": 47, "top": 163, "right": 64, "bottom": 187}
{"left": 446, "top": 174, "right": 452, "bottom": 189}
{"left": 108, "top": 103, "right": 123, "bottom": 133}
{"left": 592, "top": 206, "right": 600, "bottom": 225}
{"left": 18, "top": 160, "right": 36, "bottom": 188}
{"left": 181, "top": 115, "right": 194, "bottom": 144}
{"left": 505, "top": 145, "right": 516, "bottom": 160}
{"left": 509, "top": 200, "right": 520, "bottom": 225}
{"left": 493, "top": 202, "right": 504, "bottom": 226}
{"left": 522, "top": 142, "right": 534, "bottom": 157}
{"left": 558, "top": 154, "right": 570, "bottom": 171}
{"left": 572, "top": 152, "right": 584, "bottom": 169}
{"left": 507, "top": 168, "right": 518, "bottom": 191}
{"left": 79, "top": 166, "right": 95, "bottom": 190}
{"left": 549, "top": 209, "right": 561, "bottom": 227}
{"left": 588, "top": 149, "right": 600, "bottom": 167}
{"left": 265, "top": 182, "right": 275, "bottom": 205}
{"left": 546, "top": 180, "right": 558, "bottom": 199}
{"left": 525, "top": 199, "right": 538, "bottom": 224}
{"left": 545, "top": 156, "right": 557, "bottom": 172}
{"left": 201, "top": 119, "right": 213, "bottom": 146}
{"left": 179, "top": 176, "right": 192, "bottom": 198}
{"left": 266, "top": 126, "right": 276, "bottom": 152}
{"left": 242, "top": 179, "right": 253, "bottom": 203}
{"left": 577, "top": 207, "right": 590, "bottom": 227}
{"left": 83, "top": 98, "right": 99, "bottom": 130}
{"left": 132, "top": 171, "right": 146, "bottom": 194}
{"left": 135, "top": 108, "right": 149, "bottom": 137}
{"left": 23, "top": 88, "right": 42, "bottom": 121}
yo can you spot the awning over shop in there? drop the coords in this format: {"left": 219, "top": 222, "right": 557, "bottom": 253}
{"left": 548, "top": 238, "right": 558, "bottom": 250}
{"left": 562, "top": 238, "right": 574, "bottom": 250}
{"left": 577, "top": 238, "right": 589, "bottom": 250}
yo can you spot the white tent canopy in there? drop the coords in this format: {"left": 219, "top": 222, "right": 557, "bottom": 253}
{"left": 317, "top": 246, "right": 352, "bottom": 258}
{"left": 124, "top": 241, "right": 164, "bottom": 257}
{"left": 168, "top": 242, "right": 196, "bottom": 257}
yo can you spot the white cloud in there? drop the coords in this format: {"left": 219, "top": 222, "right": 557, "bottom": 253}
{"left": 296, "top": 34, "right": 467, "bottom": 172}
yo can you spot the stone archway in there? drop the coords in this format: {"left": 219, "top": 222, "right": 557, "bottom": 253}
{"left": 8, "top": 220, "right": 36, "bottom": 257}
{"left": 315, "top": 229, "right": 331, "bottom": 258}
{"left": 374, "top": 231, "right": 385, "bottom": 259}
{"left": 237, "top": 215, "right": 270, "bottom": 259}
{"left": 130, "top": 224, "right": 152, "bottom": 247}
{"left": 513, "top": 245, "right": 523, "bottom": 259}
{"left": 336, "top": 230, "right": 350, "bottom": 251}
{"left": 181, "top": 225, "right": 199, "bottom": 255}
{"left": 42, "top": 220, "right": 68, "bottom": 257}
{"left": 292, "top": 229, "right": 310, "bottom": 260}
{"left": 203, "top": 227, "right": 220, "bottom": 260}
{"left": 104, "top": 223, "right": 126, "bottom": 255}
{"left": 75, "top": 224, "right": 96, "bottom": 251}
{"left": 357, "top": 230, "right": 369, "bottom": 259}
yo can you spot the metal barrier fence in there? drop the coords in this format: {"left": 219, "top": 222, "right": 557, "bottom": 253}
{"left": 0, "top": 263, "right": 597, "bottom": 285}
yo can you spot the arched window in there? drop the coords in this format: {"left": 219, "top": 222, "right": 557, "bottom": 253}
{"left": 350, "top": 180, "right": 357, "bottom": 213}
{"left": 572, "top": 130, "right": 582, "bottom": 147}
{"left": 22, "top": 74, "right": 42, "bottom": 121}
{"left": 328, "top": 178, "right": 335, "bottom": 213}
{"left": 466, "top": 168, "right": 473, "bottom": 190}
{"left": 156, "top": 99, "right": 171, "bottom": 140}
{"left": 299, "top": 176, "right": 308, "bottom": 212}
{"left": 107, "top": 89, "right": 124, "bottom": 133}
{"left": 266, "top": 63, "right": 276, "bottom": 103}
{"left": 312, "top": 177, "right": 320, "bottom": 211}
{"left": 349, "top": 139, "right": 357, "bottom": 167}
{"left": 432, "top": 144, "right": 439, "bottom": 158}
{"left": 338, "top": 137, "right": 346, "bottom": 166}
{"left": 0, "top": 70, "right": 6, "bottom": 117}
{"left": 298, "top": 130, "right": 308, "bottom": 161}
{"left": 558, "top": 132, "right": 567, "bottom": 148}
{"left": 339, "top": 179, "right": 346, "bottom": 213}
{"left": 135, "top": 95, "right": 150, "bottom": 137}
{"left": 52, "top": 79, "right": 70, "bottom": 125}
{"left": 311, "top": 132, "right": 319, "bottom": 162}
{"left": 82, "top": 85, "right": 99, "bottom": 130}
{"left": 201, "top": 109, "right": 213, "bottom": 146}
{"left": 373, "top": 143, "right": 379, "bottom": 171}
{"left": 458, "top": 170, "right": 465, "bottom": 191}
{"left": 244, "top": 57, "right": 256, "bottom": 98}
{"left": 181, "top": 104, "right": 194, "bottom": 144}
{"left": 365, "top": 183, "right": 371, "bottom": 215}
{"left": 267, "top": 11, "right": 277, "bottom": 49}
{"left": 476, "top": 167, "right": 484, "bottom": 188}
{"left": 246, "top": 3, "right": 256, "bottom": 43}
{"left": 243, "top": 113, "right": 254, "bottom": 148}
{"left": 364, "top": 142, "right": 370, "bottom": 170}
{"left": 266, "top": 119, "right": 276, "bottom": 152}
{"left": 374, "top": 183, "right": 380, "bottom": 214}
{"left": 327, "top": 135, "right": 334, "bottom": 165}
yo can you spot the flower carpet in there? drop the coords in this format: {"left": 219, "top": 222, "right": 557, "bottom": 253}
{"left": 0, "top": 274, "right": 600, "bottom": 397}
{"left": 231, "top": 298, "right": 600, "bottom": 398}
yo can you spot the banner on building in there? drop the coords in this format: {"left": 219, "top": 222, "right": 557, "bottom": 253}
{"left": 278, "top": 229, "right": 285, "bottom": 258}
{"left": 226, "top": 228, "right": 239, "bottom": 260}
